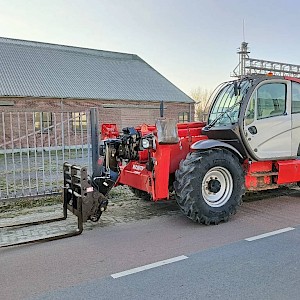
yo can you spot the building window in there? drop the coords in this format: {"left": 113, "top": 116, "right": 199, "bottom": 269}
{"left": 35, "top": 112, "right": 53, "bottom": 131}
{"left": 71, "top": 112, "right": 87, "bottom": 131}
{"left": 178, "top": 112, "right": 189, "bottom": 123}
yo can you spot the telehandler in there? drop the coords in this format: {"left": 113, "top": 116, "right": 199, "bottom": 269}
{"left": 69, "top": 74, "right": 300, "bottom": 225}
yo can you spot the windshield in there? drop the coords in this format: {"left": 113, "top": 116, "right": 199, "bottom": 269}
{"left": 207, "top": 79, "right": 250, "bottom": 126}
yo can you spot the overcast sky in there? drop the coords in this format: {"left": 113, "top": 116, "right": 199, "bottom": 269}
{"left": 0, "top": 0, "right": 299, "bottom": 95}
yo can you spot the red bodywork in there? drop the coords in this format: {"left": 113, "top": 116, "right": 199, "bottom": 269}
{"left": 101, "top": 124, "right": 120, "bottom": 139}
{"left": 101, "top": 122, "right": 300, "bottom": 200}
{"left": 118, "top": 122, "right": 208, "bottom": 200}
{"left": 245, "top": 160, "right": 300, "bottom": 190}
{"left": 102, "top": 122, "right": 208, "bottom": 201}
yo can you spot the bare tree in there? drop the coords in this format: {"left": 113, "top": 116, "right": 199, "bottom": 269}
{"left": 190, "top": 87, "right": 212, "bottom": 121}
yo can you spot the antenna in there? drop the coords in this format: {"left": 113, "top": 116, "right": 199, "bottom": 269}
{"left": 243, "top": 19, "right": 246, "bottom": 42}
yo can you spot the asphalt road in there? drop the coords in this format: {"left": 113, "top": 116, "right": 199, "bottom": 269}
{"left": 1, "top": 190, "right": 300, "bottom": 300}
{"left": 33, "top": 226, "right": 300, "bottom": 300}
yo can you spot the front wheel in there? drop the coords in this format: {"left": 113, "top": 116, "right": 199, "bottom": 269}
{"left": 174, "top": 148, "right": 245, "bottom": 225}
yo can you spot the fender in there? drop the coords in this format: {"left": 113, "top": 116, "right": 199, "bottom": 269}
{"left": 191, "top": 139, "right": 243, "bottom": 159}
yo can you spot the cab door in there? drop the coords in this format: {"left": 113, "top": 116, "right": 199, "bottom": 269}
{"left": 243, "top": 80, "right": 292, "bottom": 160}
{"left": 291, "top": 81, "right": 300, "bottom": 156}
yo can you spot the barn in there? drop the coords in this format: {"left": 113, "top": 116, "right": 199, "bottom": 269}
{"left": 0, "top": 37, "right": 194, "bottom": 131}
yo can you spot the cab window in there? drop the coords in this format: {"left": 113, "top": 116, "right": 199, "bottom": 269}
{"left": 244, "top": 95, "right": 256, "bottom": 126}
{"left": 257, "top": 83, "right": 286, "bottom": 119}
{"left": 292, "top": 82, "right": 300, "bottom": 114}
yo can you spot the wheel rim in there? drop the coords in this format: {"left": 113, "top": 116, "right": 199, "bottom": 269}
{"left": 202, "top": 166, "right": 233, "bottom": 207}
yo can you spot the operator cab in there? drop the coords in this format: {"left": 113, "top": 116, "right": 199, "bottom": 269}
{"left": 205, "top": 75, "right": 300, "bottom": 161}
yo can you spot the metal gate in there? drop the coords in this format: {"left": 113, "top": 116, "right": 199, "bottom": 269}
{"left": 0, "top": 110, "right": 92, "bottom": 200}
{"left": 0, "top": 108, "right": 109, "bottom": 247}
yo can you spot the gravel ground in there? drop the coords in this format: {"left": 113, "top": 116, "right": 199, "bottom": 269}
{"left": 1, "top": 185, "right": 299, "bottom": 225}
{"left": 0, "top": 186, "right": 180, "bottom": 224}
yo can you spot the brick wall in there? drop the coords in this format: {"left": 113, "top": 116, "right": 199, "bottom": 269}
{"left": 0, "top": 97, "right": 194, "bottom": 126}
{"left": 0, "top": 97, "right": 194, "bottom": 150}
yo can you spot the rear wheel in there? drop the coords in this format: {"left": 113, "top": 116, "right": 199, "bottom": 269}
{"left": 174, "top": 148, "right": 245, "bottom": 225}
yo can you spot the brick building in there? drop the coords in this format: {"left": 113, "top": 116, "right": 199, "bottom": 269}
{"left": 0, "top": 37, "right": 194, "bottom": 124}
{"left": 0, "top": 37, "right": 194, "bottom": 150}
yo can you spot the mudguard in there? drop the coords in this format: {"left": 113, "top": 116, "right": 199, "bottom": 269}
{"left": 191, "top": 139, "right": 243, "bottom": 159}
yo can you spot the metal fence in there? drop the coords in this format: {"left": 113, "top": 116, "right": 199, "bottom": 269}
{"left": 0, "top": 110, "right": 93, "bottom": 200}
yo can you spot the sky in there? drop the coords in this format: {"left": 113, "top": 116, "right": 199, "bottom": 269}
{"left": 0, "top": 0, "right": 299, "bottom": 96}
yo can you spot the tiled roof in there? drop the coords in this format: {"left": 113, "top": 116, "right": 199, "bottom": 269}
{"left": 0, "top": 37, "right": 193, "bottom": 103}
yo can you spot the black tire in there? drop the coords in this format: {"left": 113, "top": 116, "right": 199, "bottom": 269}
{"left": 174, "top": 148, "right": 245, "bottom": 225}
{"left": 129, "top": 187, "right": 151, "bottom": 201}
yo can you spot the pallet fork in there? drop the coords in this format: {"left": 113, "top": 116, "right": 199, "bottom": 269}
{"left": 0, "top": 163, "right": 103, "bottom": 248}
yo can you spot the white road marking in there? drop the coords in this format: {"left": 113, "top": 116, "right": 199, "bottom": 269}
{"left": 111, "top": 255, "right": 188, "bottom": 279}
{"left": 245, "top": 227, "right": 295, "bottom": 242}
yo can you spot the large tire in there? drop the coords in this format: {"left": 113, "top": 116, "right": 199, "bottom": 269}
{"left": 174, "top": 148, "right": 245, "bottom": 225}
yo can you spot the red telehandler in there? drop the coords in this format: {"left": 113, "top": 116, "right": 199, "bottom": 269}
{"left": 67, "top": 74, "right": 300, "bottom": 225}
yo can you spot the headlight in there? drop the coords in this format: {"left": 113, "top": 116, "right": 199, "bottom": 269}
{"left": 142, "top": 139, "right": 150, "bottom": 149}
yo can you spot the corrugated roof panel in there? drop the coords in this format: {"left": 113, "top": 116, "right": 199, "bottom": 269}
{"left": 0, "top": 37, "right": 193, "bottom": 103}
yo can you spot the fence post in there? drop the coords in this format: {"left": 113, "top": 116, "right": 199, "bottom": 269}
{"left": 90, "top": 108, "right": 100, "bottom": 177}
